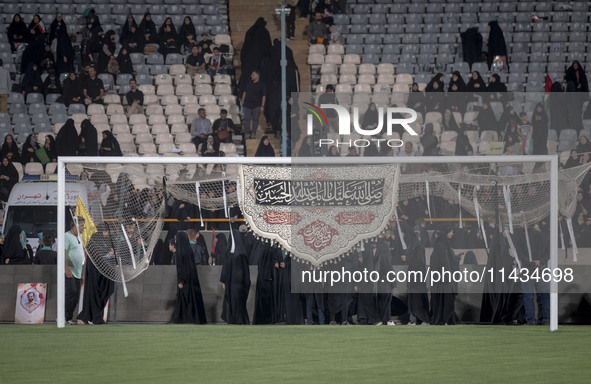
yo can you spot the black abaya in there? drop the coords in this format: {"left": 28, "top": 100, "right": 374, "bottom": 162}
{"left": 480, "top": 231, "right": 524, "bottom": 324}
{"left": 403, "top": 228, "right": 430, "bottom": 324}
{"left": 172, "top": 232, "right": 207, "bottom": 324}
{"left": 78, "top": 231, "right": 114, "bottom": 324}
{"left": 430, "top": 231, "right": 460, "bottom": 325}
{"left": 220, "top": 230, "right": 251, "bottom": 324}
{"left": 252, "top": 240, "right": 274, "bottom": 324}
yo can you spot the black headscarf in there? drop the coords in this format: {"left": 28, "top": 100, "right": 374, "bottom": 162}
{"left": 79, "top": 119, "right": 98, "bottom": 156}
{"left": 119, "top": 14, "right": 138, "bottom": 44}
{"left": 531, "top": 103, "right": 549, "bottom": 155}
{"left": 467, "top": 71, "right": 487, "bottom": 93}
{"left": 98, "top": 30, "right": 116, "bottom": 74}
{"left": 220, "top": 229, "right": 251, "bottom": 324}
{"left": 99, "top": 130, "right": 122, "bottom": 156}
{"left": 116, "top": 48, "right": 134, "bottom": 75}
{"left": 62, "top": 72, "right": 83, "bottom": 106}
{"left": 487, "top": 74, "right": 507, "bottom": 93}
{"left": 487, "top": 21, "right": 508, "bottom": 69}
{"left": 426, "top": 73, "right": 445, "bottom": 92}
{"left": 0, "top": 135, "right": 21, "bottom": 162}
{"left": 51, "top": 14, "right": 75, "bottom": 75}
{"left": 255, "top": 136, "right": 276, "bottom": 157}
{"left": 21, "top": 134, "right": 40, "bottom": 164}
{"left": 55, "top": 119, "right": 80, "bottom": 156}
{"left": 297, "top": 136, "right": 314, "bottom": 157}
{"left": 22, "top": 63, "right": 43, "bottom": 94}
{"left": 159, "top": 17, "right": 177, "bottom": 36}
{"left": 565, "top": 60, "right": 589, "bottom": 94}
{"left": 3, "top": 225, "right": 30, "bottom": 265}
{"left": 0, "top": 157, "right": 19, "bottom": 201}
{"left": 28, "top": 14, "right": 46, "bottom": 41}
{"left": 44, "top": 134, "right": 58, "bottom": 162}
{"left": 7, "top": 14, "right": 28, "bottom": 49}
{"left": 139, "top": 12, "right": 158, "bottom": 44}
{"left": 179, "top": 16, "right": 196, "bottom": 48}
{"left": 172, "top": 231, "right": 207, "bottom": 324}
{"left": 476, "top": 102, "right": 498, "bottom": 133}
{"left": 407, "top": 83, "right": 426, "bottom": 114}
{"left": 448, "top": 71, "right": 467, "bottom": 92}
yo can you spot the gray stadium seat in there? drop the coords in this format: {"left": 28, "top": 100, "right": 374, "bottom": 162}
{"left": 68, "top": 104, "right": 86, "bottom": 115}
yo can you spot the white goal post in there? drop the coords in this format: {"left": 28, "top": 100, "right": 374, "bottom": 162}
{"left": 56, "top": 155, "right": 559, "bottom": 330}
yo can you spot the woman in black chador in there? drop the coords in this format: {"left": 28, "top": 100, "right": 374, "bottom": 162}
{"left": 430, "top": 226, "right": 460, "bottom": 325}
{"left": 78, "top": 224, "right": 115, "bottom": 324}
{"left": 401, "top": 224, "right": 430, "bottom": 325}
{"left": 220, "top": 229, "right": 251, "bottom": 324}
{"left": 171, "top": 231, "right": 207, "bottom": 324}
{"left": 252, "top": 239, "right": 274, "bottom": 324}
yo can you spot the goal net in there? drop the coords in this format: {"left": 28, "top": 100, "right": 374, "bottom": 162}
{"left": 57, "top": 156, "right": 566, "bottom": 329}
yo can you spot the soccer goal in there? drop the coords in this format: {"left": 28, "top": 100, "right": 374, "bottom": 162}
{"left": 56, "top": 155, "right": 561, "bottom": 329}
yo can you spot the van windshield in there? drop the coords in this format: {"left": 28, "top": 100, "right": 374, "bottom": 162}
{"left": 4, "top": 206, "right": 58, "bottom": 237}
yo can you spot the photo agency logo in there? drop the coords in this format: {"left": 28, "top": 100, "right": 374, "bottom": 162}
{"left": 303, "top": 102, "right": 419, "bottom": 149}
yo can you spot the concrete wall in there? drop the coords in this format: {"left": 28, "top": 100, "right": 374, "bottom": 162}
{"left": 1, "top": 265, "right": 590, "bottom": 324}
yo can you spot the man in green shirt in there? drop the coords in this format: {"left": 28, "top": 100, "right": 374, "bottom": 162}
{"left": 64, "top": 217, "right": 85, "bottom": 325}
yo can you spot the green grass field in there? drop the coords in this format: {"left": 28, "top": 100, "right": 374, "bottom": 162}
{"left": 2, "top": 324, "right": 590, "bottom": 383}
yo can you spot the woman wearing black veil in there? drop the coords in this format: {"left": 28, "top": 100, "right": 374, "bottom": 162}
{"left": 171, "top": 231, "right": 207, "bottom": 324}
{"left": 531, "top": 103, "right": 549, "bottom": 156}
{"left": 97, "top": 30, "right": 117, "bottom": 74}
{"left": 2, "top": 225, "right": 32, "bottom": 265}
{"left": 0, "top": 134, "right": 21, "bottom": 162}
{"left": 425, "top": 73, "right": 445, "bottom": 112}
{"left": 220, "top": 229, "right": 251, "bottom": 324}
{"left": 78, "top": 119, "right": 98, "bottom": 156}
{"left": 254, "top": 136, "right": 276, "bottom": 157}
{"left": 401, "top": 224, "right": 430, "bottom": 325}
{"left": 55, "top": 119, "right": 80, "bottom": 157}
{"left": 99, "top": 130, "right": 122, "bottom": 156}
{"left": 7, "top": 14, "right": 28, "bottom": 53}
{"left": 179, "top": 16, "right": 196, "bottom": 50}
{"left": 430, "top": 226, "right": 460, "bottom": 325}
{"left": 50, "top": 14, "right": 74, "bottom": 75}
{"left": 139, "top": 12, "right": 158, "bottom": 45}
{"left": 78, "top": 223, "right": 115, "bottom": 324}
{"left": 20, "top": 134, "right": 40, "bottom": 165}
{"left": 0, "top": 157, "right": 19, "bottom": 202}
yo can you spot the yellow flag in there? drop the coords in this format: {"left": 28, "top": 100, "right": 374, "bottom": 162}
{"left": 75, "top": 196, "right": 97, "bottom": 246}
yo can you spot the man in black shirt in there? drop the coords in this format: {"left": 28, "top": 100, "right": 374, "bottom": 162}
{"left": 212, "top": 109, "right": 236, "bottom": 143}
{"left": 125, "top": 79, "right": 144, "bottom": 116}
{"left": 240, "top": 70, "right": 267, "bottom": 139}
{"left": 83, "top": 66, "right": 105, "bottom": 105}
{"left": 185, "top": 45, "right": 206, "bottom": 76}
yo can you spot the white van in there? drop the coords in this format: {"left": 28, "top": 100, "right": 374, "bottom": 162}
{"left": 1, "top": 181, "right": 91, "bottom": 253}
